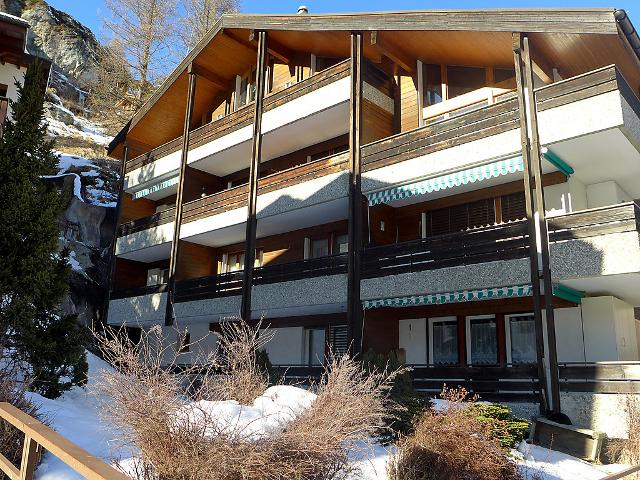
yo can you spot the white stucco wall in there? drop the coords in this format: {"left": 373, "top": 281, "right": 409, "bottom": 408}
{"left": 0, "top": 62, "right": 25, "bottom": 120}
{"left": 581, "top": 296, "right": 638, "bottom": 362}
{"left": 544, "top": 176, "right": 587, "bottom": 217}
{"left": 115, "top": 222, "right": 174, "bottom": 255}
{"left": 399, "top": 318, "right": 427, "bottom": 364}
{"left": 586, "top": 180, "right": 632, "bottom": 209}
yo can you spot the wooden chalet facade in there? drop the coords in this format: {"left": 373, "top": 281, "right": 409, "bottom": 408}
{"left": 107, "top": 8, "right": 640, "bottom": 422}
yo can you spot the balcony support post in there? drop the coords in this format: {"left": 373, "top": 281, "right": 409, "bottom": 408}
{"left": 241, "top": 30, "right": 268, "bottom": 321}
{"left": 347, "top": 32, "right": 364, "bottom": 355}
{"left": 101, "top": 142, "right": 129, "bottom": 327}
{"left": 513, "top": 33, "right": 561, "bottom": 415}
{"left": 165, "top": 64, "right": 198, "bottom": 326}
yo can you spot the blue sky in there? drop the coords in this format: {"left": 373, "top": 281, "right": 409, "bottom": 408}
{"left": 49, "top": 0, "right": 639, "bottom": 39}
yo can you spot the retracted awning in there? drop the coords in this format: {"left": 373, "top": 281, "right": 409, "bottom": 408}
{"left": 367, "top": 156, "right": 525, "bottom": 206}
{"left": 362, "top": 283, "right": 584, "bottom": 310}
{"left": 133, "top": 176, "right": 179, "bottom": 199}
{"left": 366, "top": 150, "right": 573, "bottom": 207}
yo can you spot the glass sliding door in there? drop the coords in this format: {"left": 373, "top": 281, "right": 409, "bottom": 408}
{"left": 466, "top": 315, "right": 498, "bottom": 365}
{"left": 428, "top": 317, "right": 458, "bottom": 365}
{"left": 506, "top": 314, "right": 537, "bottom": 364}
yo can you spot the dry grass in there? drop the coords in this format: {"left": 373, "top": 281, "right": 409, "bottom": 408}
{"left": 388, "top": 386, "right": 522, "bottom": 480}
{"left": 94, "top": 320, "right": 398, "bottom": 480}
{"left": 607, "top": 394, "right": 640, "bottom": 478}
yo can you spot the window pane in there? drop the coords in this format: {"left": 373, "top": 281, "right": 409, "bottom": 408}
{"left": 307, "top": 328, "right": 325, "bottom": 365}
{"left": 432, "top": 320, "right": 458, "bottom": 364}
{"left": 447, "top": 66, "right": 487, "bottom": 98}
{"left": 311, "top": 238, "right": 329, "bottom": 258}
{"left": 469, "top": 317, "right": 497, "bottom": 365}
{"left": 424, "top": 64, "right": 442, "bottom": 106}
{"left": 334, "top": 234, "right": 349, "bottom": 254}
{"left": 510, "top": 315, "right": 537, "bottom": 364}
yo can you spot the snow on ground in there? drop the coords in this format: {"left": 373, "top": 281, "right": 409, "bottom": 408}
{"left": 24, "top": 354, "right": 630, "bottom": 480}
{"left": 46, "top": 111, "right": 113, "bottom": 147}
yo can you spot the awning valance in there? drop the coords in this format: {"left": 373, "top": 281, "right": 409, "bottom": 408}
{"left": 362, "top": 283, "right": 584, "bottom": 310}
{"left": 133, "top": 176, "right": 179, "bottom": 199}
{"left": 367, "top": 156, "right": 524, "bottom": 206}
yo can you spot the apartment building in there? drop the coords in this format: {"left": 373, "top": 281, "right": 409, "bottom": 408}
{"left": 0, "top": 11, "right": 51, "bottom": 133}
{"left": 106, "top": 8, "right": 640, "bottom": 423}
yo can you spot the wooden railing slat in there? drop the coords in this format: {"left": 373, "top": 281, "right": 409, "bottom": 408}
{"left": 0, "top": 452, "right": 20, "bottom": 480}
{"left": 0, "top": 403, "right": 129, "bottom": 480}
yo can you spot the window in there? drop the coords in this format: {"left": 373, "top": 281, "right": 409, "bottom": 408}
{"left": 305, "top": 328, "right": 325, "bottom": 365}
{"left": 334, "top": 234, "right": 349, "bottom": 254}
{"left": 447, "top": 66, "right": 487, "bottom": 99}
{"left": 429, "top": 317, "right": 458, "bottom": 365}
{"left": 425, "top": 198, "right": 496, "bottom": 237}
{"left": 423, "top": 64, "right": 442, "bottom": 107}
{"left": 328, "top": 325, "right": 348, "bottom": 356}
{"left": 146, "top": 267, "right": 169, "bottom": 286}
{"left": 506, "top": 314, "right": 537, "bottom": 364}
{"left": 501, "top": 191, "right": 526, "bottom": 222}
{"left": 221, "top": 251, "right": 263, "bottom": 273}
{"left": 466, "top": 315, "right": 498, "bottom": 365}
{"left": 311, "top": 238, "right": 329, "bottom": 259}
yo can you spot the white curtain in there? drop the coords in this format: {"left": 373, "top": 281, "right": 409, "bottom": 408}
{"left": 509, "top": 315, "right": 537, "bottom": 364}
{"left": 432, "top": 321, "right": 458, "bottom": 364}
{"left": 469, "top": 318, "right": 497, "bottom": 365}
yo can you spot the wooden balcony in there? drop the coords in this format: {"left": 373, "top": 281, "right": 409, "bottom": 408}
{"left": 362, "top": 65, "right": 636, "bottom": 173}
{"left": 181, "top": 151, "right": 349, "bottom": 224}
{"left": 362, "top": 202, "right": 640, "bottom": 279}
{"left": 125, "top": 60, "right": 351, "bottom": 175}
{"left": 117, "top": 207, "right": 176, "bottom": 237}
{"left": 174, "top": 271, "right": 243, "bottom": 302}
{"left": 110, "top": 283, "right": 167, "bottom": 300}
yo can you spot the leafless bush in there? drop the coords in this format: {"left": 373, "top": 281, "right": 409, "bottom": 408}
{"left": 607, "top": 394, "right": 640, "bottom": 477}
{"left": 94, "top": 320, "right": 398, "bottom": 480}
{"left": 0, "top": 365, "right": 40, "bottom": 477}
{"left": 388, "top": 386, "right": 522, "bottom": 480}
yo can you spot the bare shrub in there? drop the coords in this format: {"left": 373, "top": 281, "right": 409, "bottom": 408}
{"left": 94, "top": 320, "right": 397, "bottom": 480}
{"left": 607, "top": 395, "right": 640, "bottom": 477}
{"left": 388, "top": 386, "right": 522, "bottom": 480}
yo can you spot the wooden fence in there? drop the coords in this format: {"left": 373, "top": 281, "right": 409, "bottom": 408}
{"left": 0, "top": 402, "right": 128, "bottom": 480}
{"left": 559, "top": 362, "right": 640, "bottom": 394}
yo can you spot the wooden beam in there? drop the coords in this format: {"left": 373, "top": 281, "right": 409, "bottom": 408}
{"left": 521, "top": 34, "right": 561, "bottom": 414}
{"left": 221, "top": 29, "right": 256, "bottom": 56}
{"left": 165, "top": 64, "right": 197, "bottom": 326}
{"left": 250, "top": 29, "right": 292, "bottom": 64}
{"left": 347, "top": 32, "right": 364, "bottom": 354}
{"left": 529, "top": 48, "right": 555, "bottom": 85}
{"left": 370, "top": 31, "right": 415, "bottom": 73}
{"left": 513, "top": 32, "right": 548, "bottom": 416}
{"left": 241, "top": 31, "right": 268, "bottom": 321}
{"left": 192, "top": 63, "right": 230, "bottom": 89}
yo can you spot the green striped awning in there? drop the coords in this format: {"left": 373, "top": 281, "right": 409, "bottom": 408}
{"left": 362, "top": 285, "right": 533, "bottom": 310}
{"left": 362, "top": 283, "right": 585, "bottom": 310}
{"left": 367, "top": 156, "right": 524, "bottom": 206}
{"left": 133, "top": 176, "right": 179, "bottom": 199}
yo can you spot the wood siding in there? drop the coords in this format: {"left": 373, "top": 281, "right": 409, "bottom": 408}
{"left": 398, "top": 74, "right": 418, "bottom": 133}
{"left": 176, "top": 241, "right": 216, "bottom": 281}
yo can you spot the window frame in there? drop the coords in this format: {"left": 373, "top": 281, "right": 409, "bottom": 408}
{"left": 465, "top": 314, "right": 498, "bottom": 366}
{"left": 428, "top": 316, "right": 458, "bottom": 365}
{"left": 504, "top": 313, "right": 538, "bottom": 365}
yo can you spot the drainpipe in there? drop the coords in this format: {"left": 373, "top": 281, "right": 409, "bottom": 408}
{"left": 615, "top": 9, "right": 640, "bottom": 62}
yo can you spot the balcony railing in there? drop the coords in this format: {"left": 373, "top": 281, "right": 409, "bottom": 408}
{"left": 559, "top": 362, "right": 640, "bottom": 394}
{"left": 253, "top": 253, "right": 348, "bottom": 285}
{"left": 110, "top": 283, "right": 168, "bottom": 300}
{"left": 125, "top": 60, "right": 351, "bottom": 174}
{"left": 174, "top": 271, "right": 243, "bottom": 302}
{"left": 182, "top": 151, "right": 349, "bottom": 224}
{"left": 117, "top": 206, "right": 176, "bottom": 237}
{"left": 363, "top": 65, "right": 635, "bottom": 173}
{"left": 362, "top": 221, "right": 530, "bottom": 279}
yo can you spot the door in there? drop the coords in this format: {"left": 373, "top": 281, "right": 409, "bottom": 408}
{"left": 399, "top": 318, "right": 427, "bottom": 364}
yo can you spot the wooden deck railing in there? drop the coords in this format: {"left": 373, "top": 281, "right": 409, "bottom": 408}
{"left": 117, "top": 206, "right": 176, "bottom": 237}
{"left": 174, "top": 271, "right": 243, "bottom": 302}
{"left": 559, "top": 362, "right": 640, "bottom": 394}
{"left": 181, "top": 151, "right": 349, "bottom": 223}
{"left": 362, "top": 65, "right": 631, "bottom": 172}
{"left": 110, "top": 283, "right": 168, "bottom": 300}
{"left": 0, "top": 402, "right": 128, "bottom": 480}
{"left": 253, "top": 253, "right": 348, "bottom": 285}
{"left": 602, "top": 466, "right": 640, "bottom": 480}
{"left": 125, "top": 60, "right": 350, "bottom": 174}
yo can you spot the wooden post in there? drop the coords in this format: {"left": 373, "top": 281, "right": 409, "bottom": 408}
{"left": 521, "top": 34, "right": 561, "bottom": 414}
{"left": 102, "top": 142, "right": 129, "bottom": 326}
{"left": 240, "top": 30, "right": 268, "bottom": 321}
{"left": 165, "top": 65, "right": 197, "bottom": 326}
{"left": 347, "top": 32, "right": 364, "bottom": 354}
{"left": 513, "top": 32, "right": 549, "bottom": 415}
{"left": 19, "top": 435, "right": 38, "bottom": 480}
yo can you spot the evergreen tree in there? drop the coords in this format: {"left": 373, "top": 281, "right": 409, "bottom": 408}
{"left": 0, "top": 62, "right": 88, "bottom": 398}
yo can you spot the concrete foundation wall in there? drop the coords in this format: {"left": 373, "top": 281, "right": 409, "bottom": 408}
{"left": 561, "top": 392, "right": 633, "bottom": 439}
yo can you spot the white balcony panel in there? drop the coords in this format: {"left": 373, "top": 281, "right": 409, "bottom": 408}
{"left": 116, "top": 222, "right": 174, "bottom": 262}
{"left": 125, "top": 149, "right": 181, "bottom": 192}
{"left": 179, "top": 206, "right": 248, "bottom": 247}
{"left": 107, "top": 292, "right": 167, "bottom": 326}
